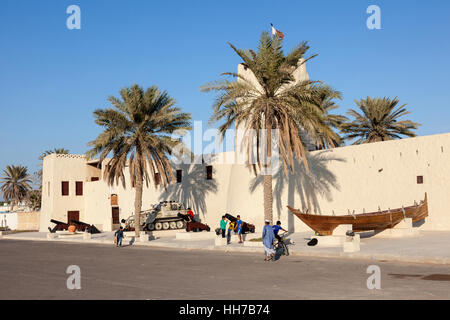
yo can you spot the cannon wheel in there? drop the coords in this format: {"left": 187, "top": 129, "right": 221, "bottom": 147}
{"left": 176, "top": 221, "right": 184, "bottom": 229}
{"left": 169, "top": 221, "right": 177, "bottom": 229}
{"left": 147, "top": 223, "right": 155, "bottom": 231}
{"left": 162, "top": 222, "right": 170, "bottom": 230}
{"left": 155, "top": 222, "right": 162, "bottom": 230}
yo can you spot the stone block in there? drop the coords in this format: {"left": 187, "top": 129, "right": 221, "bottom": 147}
{"left": 394, "top": 218, "right": 413, "bottom": 229}
{"left": 375, "top": 227, "right": 419, "bottom": 238}
{"left": 332, "top": 224, "right": 353, "bottom": 236}
{"left": 83, "top": 232, "right": 92, "bottom": 240}
{"left": 374, "top": 218, "right": 419, "bottom": 238}
{"left": 311, "top": 235, "right": 345, "bottom": 247}
{"left": 47, "top": 233, "right": 57, "bottom": 239}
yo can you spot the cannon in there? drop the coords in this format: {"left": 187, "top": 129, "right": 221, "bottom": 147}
{"left": 224, "top": 213, "right": 255, "bottom": 233}
{"left": 70, "top": 219, "right": 101, "bottom": 234}
{"left": 48, "top": 219, "right": 69, "bottom": 233}
{"left": 177, "top": 212, "right": 210, "bottom": 232}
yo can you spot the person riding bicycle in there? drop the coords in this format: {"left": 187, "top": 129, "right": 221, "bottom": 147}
{"left": 272, "top": 221, "right": 287, "bottom": 242}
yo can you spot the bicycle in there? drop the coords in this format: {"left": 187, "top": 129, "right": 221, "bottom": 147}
{"left": 274, "top": 232, "right": 290, "bottom": 256}
{"left": 266, "top": 232, "right": 289, "bottom": 261}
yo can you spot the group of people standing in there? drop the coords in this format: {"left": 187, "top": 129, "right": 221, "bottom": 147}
{"left": 219, "top": 215, "right": 244, "bottom": 244}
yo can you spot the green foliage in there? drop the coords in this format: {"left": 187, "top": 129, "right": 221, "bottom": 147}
{"left": 0, "top": 165, "right": 32, "bottom": 209}
{"left": 202, "top": 31, "right": 342, "bottom": 175}
{"left": 341, "top": 97, "right": 420, "bottom": 144}
{"left": 86, "top": 84, "right": 192, "bottom": 188}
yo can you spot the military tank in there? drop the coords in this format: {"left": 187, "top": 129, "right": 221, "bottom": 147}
{"left": 143, "top": 201, "right": 188, "bottom": 231}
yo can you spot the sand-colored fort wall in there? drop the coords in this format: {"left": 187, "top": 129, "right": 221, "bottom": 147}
{"left": 40, "top": 132, "right": 450, "bottom": 233}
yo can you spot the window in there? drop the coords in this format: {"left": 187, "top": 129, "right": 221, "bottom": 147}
{"left": 75, "top": 181, "right": 83, "bottom": 196}
{"left": 91, "top": 177, "right": 99, "bottom": 182}
{"left": 176, "top": 170, "right": 182, "bottom": 183}
{"left": 417, "top": 176, "right": 424, "bottom": 184}
{"left": 154, "top": 172, "right": 161, "bottom": 185}
{"left": 206, "top": 165, "right": 213, "bottom": 180}
{"left": 61, "top": 181, "right": 69, "bottom": 196}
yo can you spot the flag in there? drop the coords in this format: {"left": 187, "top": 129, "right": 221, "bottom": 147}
{"left": 270, "top": 23, "right": 284, "bottom": 39}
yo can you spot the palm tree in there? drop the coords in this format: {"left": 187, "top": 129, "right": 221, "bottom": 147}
{"left": 201, "top": 32, "right": 341, "bottom": 223}
{"left": 341, "top": 96, "right": 420, "bottom": 144}
{"left": 1, "top": 165, "right": 32, "bottom": 211}
{"left": 39, "top": 148, "right": 70, "bottom": 161}
{"left": 303, "top": 90, "right": 348, "bottom": 149}
{"left": 27, "top": 189, "right": 42, "bottom": 211}
{"left": 86, "top": 84, "right": 192, "bottom": 237}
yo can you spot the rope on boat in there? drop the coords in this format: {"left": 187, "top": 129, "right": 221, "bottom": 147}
{"left": 402, "top": 206, "right": 406, "bottom": 221}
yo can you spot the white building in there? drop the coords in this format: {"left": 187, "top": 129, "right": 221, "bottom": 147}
{"left": 40, "top": 132, "right": 450, "bottom": 233}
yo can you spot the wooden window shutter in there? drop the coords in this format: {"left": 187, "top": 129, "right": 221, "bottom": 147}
{"left": 75, "top": 181, "right": 83, "bottom": 196}
{"left": 62, "top": 181, "right": 69, "bottom": 196}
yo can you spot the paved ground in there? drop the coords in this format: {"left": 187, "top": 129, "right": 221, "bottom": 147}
{"left": 5, "top": 230, "right": 450, "bottom": 264}
{"left": 1, "top": 240, "right": 449, "bottom": 299}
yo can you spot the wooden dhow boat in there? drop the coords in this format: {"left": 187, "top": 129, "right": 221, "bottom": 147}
{"left": 287, "top": 193, "right": 428, "bottom": 236}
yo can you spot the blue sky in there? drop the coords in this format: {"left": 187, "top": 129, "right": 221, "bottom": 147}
{"left": 1, "top": 0, "right": 450, "bottom": 188}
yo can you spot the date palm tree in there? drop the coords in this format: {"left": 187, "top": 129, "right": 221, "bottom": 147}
{"left": 39, "top": 148, "right": 70, "bottom": 161}
{"left": 86, "top": 84, "right": 192, "bottom": 237}
{"left": 303, "top": 89, "right": 347, "bottom": 149}
{"left": 1, "top": 165, "right": 32, "bottom": 211}
{"left": 202, "top": 32, "right": 341, "bottom": 222}
{"left": 341, "top": 96, "right": 420, "bottom": 144}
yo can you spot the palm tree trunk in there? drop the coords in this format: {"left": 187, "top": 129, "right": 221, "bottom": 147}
{"left": 263, "top": 174, "right": 273, "bottom": 223}
{"left": 134, "top": 178, "right": 143, "bottom": 238}
{"left": 263, "top": 123, "right": 273, "bottom": 223}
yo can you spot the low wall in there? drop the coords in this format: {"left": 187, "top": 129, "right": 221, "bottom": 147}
{"left": 16, "top": 212, "right": 40, "bottom": 230}
{"left": 0, "top": 213, "right": 17, "bottom": 230}
{"left": 1, "top": 212, "right": 40, "bottom": 231}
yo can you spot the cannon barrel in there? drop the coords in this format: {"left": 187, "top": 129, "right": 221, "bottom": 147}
{"left": 50, "top": 219, "right": 69, "bottom": 226}
{"left": 70, "top": 219, "right": 89, "bottom": 226}
{"left": 49, "top": 219, "right": 69, "bottom": 233}
{"left": 70, "top": 219, "right": 101, "bottom": 234}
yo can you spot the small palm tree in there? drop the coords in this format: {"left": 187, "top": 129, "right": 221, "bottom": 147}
{"left": 202, "top": 32, "right": 341, "bottom": 222}
{"left": 341, "top": 96, "right": 420, "bottom": 144}
{"left": 1, "top": 165, "right": 32, "bottom": 211}
{"left": 87, "top": 84, "right": 192, "bottom": 237}
{"left": 27, "top": 189, "right": 42, "bottom": 211}
{"left": 39, "top": 148, "right": 70, "bottom": 161}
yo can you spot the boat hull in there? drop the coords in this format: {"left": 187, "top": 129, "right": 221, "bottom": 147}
{"left": 287, "top": 193, "right": 428, "bottom": 236}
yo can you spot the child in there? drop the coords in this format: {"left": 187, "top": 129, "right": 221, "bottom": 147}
{"left": 114, "top": 226, "right": 124, "bottom": 247}
{"left": 235, "top": 215, "right": 243, "bottom": 243}
{"left": 220, "top": 215, "right": 227, "bottom": 238}
{"left": 227, "top": 220, "right": 235, "bottom": 244}
{"left": 272, "top": 221, "right": 287, "bottom": 242}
